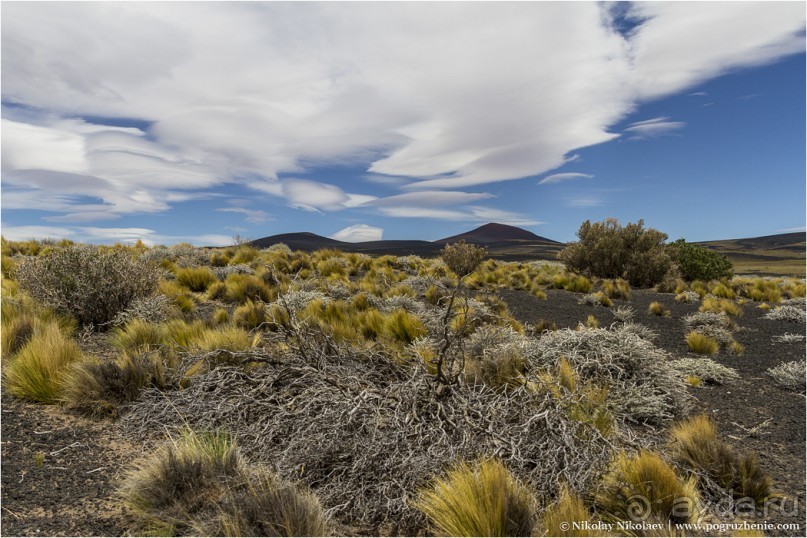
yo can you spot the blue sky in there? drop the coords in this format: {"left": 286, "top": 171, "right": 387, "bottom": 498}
{"left": 2, "top": 2, "right": 805, "bottom": 246}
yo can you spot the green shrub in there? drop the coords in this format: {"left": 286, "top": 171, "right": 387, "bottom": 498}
{"left": 558, "top": 218, "right": 671, "bottom": 288}
{"left": 175, "top": 266, "right": 218, "bottom": 292}
{"left": 413, "top": 458, "right": 536, "bottom": 536}
{"left": 3, "top": 324, "right": 84, "bottom": 403}
{"left": 15, "top": 244, "right": 160, "bottom": 327}
{"left": 667, "top": 240, "right": 733, "bottom": 282}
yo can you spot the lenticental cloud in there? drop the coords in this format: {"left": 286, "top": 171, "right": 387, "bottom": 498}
{"left": 624, "top": 116, "right": 687, "bottom": 140}
{"left": 1, "top": 2, "right": 804, "bottom": 226}
{"left": 331, "top": 224, "right": 383, "bottom": 243}
{"left": 538, "top": 173, "right": 594, "bottom": 185}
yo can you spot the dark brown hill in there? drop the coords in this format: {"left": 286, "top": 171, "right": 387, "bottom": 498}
{"left": 435, "top": 223, "right": 558, "bottom": 244}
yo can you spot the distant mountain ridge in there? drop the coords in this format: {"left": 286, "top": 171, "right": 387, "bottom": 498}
{"left": 248, "top": 225, "right": 804, "bottom": 271}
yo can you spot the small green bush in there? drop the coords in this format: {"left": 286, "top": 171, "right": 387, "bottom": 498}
{"left": 667, "top": 239, "right": 733, "bottom": 282}
{"left": 558, "top": 218, "right": 671, "bottom": 288}
{"left": 15, "top": 244, "right": 160, "bottom": 327}
{"left": 414, "top": 458, "right": 536, "bottom": 536}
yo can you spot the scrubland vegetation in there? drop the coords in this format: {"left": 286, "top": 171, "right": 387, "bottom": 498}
{"left": 1, "top": 223, "right": 804, "bottom": 536}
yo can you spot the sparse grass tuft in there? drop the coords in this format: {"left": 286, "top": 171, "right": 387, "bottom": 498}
{"left": 413, "top": 458, "right": 536, "bottom": 537}
{"left": 383, "top": 309, "right": 427, "bottom": 345}
{"left": 686, "top": 331, "right": 719, "bottom": 355}
{"left": 648, "top": 301, "right": 669, "bottom": 316}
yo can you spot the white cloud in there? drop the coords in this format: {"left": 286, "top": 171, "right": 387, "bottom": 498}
{"left": 1, "top": 2, "right": 803, "bottom": 221}
{"left": 331, "top": 224, "right": 383, "bottom": 243}
{"left": 538, "top": 172, "right": 594, "bottom": 185}
{"left": 0, "top": 223, "right": 233, "bottom": 247}
{"left": 778, "top": 226, "right": 806, "bottom": 233}
{"left": 365, "top": 191, "right": 494, "bottom": 207}
{"left": 216, "top": 207, "right": 272, "bottom": 223}
{"left": 0, "top": 225, "right": 75, "bottom": 241}
{"left": 624, "top": 117, "right": 686, "bottom": 139}
{"left": 568, "top": 197, "right": 605, "bottom": 208}
{"left": 377, "top": 205, "right": 540, "bottom": 226}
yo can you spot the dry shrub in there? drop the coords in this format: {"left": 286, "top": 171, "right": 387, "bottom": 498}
{"left": 15, "top": 244, "right": 160, "bottom": 327}
{"left": 766, "top": 360, "right": 805, "bottom": 391}
{"left": 413, "top": 458, "right": 536, "bottom": 537}
{"left": 441, "top": 241, "right": 488, "bottom": 277}
{"left": 595, "top": 450, "right": 699, "bottom": 525}
{"left": 122, "top": 348, "right": 613, "bottom": 534}
{"left": 669, "top": 358, "right": 738, "bottom": 385}
{"left": 670, "top": 415, "right": 773, "bottom": 506}
{"left": 763, "top": 305, "right": 806, "bottom": 324}
{"left": 528, "top": 327, "right": 690, "bottom": 424}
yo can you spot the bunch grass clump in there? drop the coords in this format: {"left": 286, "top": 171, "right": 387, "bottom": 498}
{"left": 700, "top": 297, "right": 742, "bottom": 317}
{"left": 595, "top": 450, "right": 699, "bottom": 525}
{"left": 121, "top": 429, "right": 327, "bottom": 536}
{"left": 648, "top": 301, "right": 669, "bottom": 316}
{"left": 542, "top": 485, "right": 606, "bottom": 537}
{"left": 3, "top": 324, "right": 85, "bottom": 403}
{"left": 413, "top": 458, "right": 536, "bottom": 537}
{"left": 60, "top": 350, "right": 177, "bottom": 417}
{"left": 686, "top": 332, "right": 719, "bottom": 355}
{"left": 174, "top": 266, "right": 218, "bottom": 292}
{"left": 670, "top": 415, "right": 772, "bottom": 506}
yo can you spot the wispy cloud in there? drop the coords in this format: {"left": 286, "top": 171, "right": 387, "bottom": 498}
{"left": 623, "top": 116, "right": 686, "bottom": 140}
{"left": 215, "top": 207, "right": 272, "bottom": 223}
{"left": 331, "top": 224, "right": 383, "bottom": 243}
{"left": 688, "top": 92, "right": 708, "bottom": 97}
{"left": 364, "top": 191, "right": 494, "bottom": 207}
{"left": 568, "top": 197, "right": 605, "bottom": 208}
{"left": 377, "top": 205, "right": 541, "bottom": 226}
{"left": 538, "top": 172, "right": 594, "bottom": 185}
{"left": 1, "top": 2, "right": 803, "bottom": 222}
{"left": 778, "top": 226, "right": 806, "bottom": 233}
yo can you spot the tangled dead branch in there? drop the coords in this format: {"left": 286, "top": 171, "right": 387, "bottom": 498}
{"left": 121, "top": 345, "right": 614, "bottom": 534}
